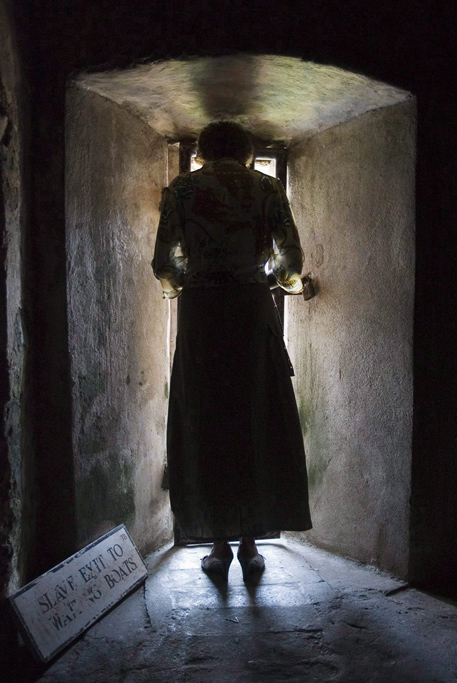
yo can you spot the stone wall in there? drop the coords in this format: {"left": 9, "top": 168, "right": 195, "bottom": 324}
{"left": 0, "top": 0, "right": 29, "bottom": 598}
{"left": 66, "top": 87, "right": 172, "bottom": 553}
{"left": 287, "top": 101, "right": 416, "bottom": 576}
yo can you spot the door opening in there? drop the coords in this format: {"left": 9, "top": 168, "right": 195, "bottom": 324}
{"left": 66, "top": 55, "right": 414, "bottom": 576}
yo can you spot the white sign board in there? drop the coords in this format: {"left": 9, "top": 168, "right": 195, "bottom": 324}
{"left": 9, "top": 525, "right": 147, "bottom": 662}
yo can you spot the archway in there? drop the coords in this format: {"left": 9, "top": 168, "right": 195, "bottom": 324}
{"left": 66, "top": 54, "right": 415, "bottom": 576}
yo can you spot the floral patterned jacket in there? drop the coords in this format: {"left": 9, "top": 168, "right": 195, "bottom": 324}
{"left": 152, "top": 158, "right": 304, "bottom": 299}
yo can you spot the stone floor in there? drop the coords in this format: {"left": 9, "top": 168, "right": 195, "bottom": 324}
{"left": 15, "top": 536, "right": 457, "bottom": 682}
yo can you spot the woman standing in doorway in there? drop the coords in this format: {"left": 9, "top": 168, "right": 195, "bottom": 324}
{"left": 152, "top": 122, "right": 311, "bottom": 582}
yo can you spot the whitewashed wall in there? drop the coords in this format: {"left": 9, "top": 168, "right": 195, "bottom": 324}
{"left": 287, "top": 101, "right": 416, "bottom": 576}
{"left": 66, "top": 87, "right": 172, "bottom": 554}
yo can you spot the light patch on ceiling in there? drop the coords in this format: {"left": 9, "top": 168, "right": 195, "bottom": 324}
{"left": 76, "top": 54, "right": 412, "bottom": 142}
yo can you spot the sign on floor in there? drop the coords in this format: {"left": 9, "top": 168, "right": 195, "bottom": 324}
{"left": 9, "top": 524, "right": 148, "bottom": 662}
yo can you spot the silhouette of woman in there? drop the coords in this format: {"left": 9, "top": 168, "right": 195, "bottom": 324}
{"left": 153, "top": 122, "right": 311, "bottom": 581}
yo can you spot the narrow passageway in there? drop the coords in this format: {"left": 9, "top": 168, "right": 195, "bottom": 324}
{"left": 37, "top": 538, "right": 457, "bottom": 682}
{"left": 65, "top": 55, "right": 416, "bottom": 577}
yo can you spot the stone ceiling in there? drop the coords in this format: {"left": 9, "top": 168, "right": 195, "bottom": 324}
{"left": 77, "top": 54, "right": 412, "bottom": 143}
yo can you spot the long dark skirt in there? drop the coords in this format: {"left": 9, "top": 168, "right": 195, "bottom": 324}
{"left": 167, "top": 283, "right": 312, "bottom": 541}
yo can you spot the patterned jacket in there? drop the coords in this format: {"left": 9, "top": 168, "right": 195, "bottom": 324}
{"left": 152, "top": 157, "right": 304, "bottom": 299}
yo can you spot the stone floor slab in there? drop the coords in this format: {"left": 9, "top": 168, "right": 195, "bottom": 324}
{"left": 25, "top": 537, "right": 457, "bottom": 683}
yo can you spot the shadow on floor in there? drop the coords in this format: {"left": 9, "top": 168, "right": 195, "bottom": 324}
{"left": 6, "top": 537, "right": 457, "bottom": 682}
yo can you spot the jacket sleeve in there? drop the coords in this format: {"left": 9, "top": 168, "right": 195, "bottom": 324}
{"left": 269, "top": 179, "right": 304, "bottom": 294}
{"left": 151, "top": 183, "right": 187, "bottom": 299}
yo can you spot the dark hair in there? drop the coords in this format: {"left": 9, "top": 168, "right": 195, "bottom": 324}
{"left": 197, "top": 121, "right": 254, "bottom": 164}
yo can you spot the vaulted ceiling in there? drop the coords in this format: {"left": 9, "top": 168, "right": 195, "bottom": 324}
{"left": 77, "top": 54, "right": 411, "bottom": 142}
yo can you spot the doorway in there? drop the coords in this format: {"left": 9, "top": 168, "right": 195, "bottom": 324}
{"left": 65, "top": 54, "right": 415, "bottom": 577}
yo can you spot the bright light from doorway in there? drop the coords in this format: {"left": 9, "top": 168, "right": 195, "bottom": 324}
{"left": 191, "top": 154, "right": 203, "bottom": 172}
{"left": 254, "top": 157, "right": 277, "bottom": 177}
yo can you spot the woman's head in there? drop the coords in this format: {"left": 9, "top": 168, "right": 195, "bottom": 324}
{"left": 197, "top": 121, "right": 254, "bottom": 165}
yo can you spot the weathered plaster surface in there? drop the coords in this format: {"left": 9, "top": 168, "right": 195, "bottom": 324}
{"left": 287, "top": 101, "right": 416, "bottom": 576}
{"left": 77, "top": 55, "right": 411, "bottom": 142}
{"left": 66, "top": 87, "right": 172, "bottom": 554}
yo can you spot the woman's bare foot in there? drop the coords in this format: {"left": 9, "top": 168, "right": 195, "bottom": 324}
{"left": 207, "top": 540, "right": 233, "bottom": 561}
{"left": 238, "top": 536, "right": 259, "bottom": 559}
{"left": 201, "top": 541, "right": 233, "bottom": 580}
{"left": 237, "top": 537, "right": 265, "bottom": 582}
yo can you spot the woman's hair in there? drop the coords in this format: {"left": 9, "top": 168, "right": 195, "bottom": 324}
{"left": 197, "top": 121, "right": 254, "bottom": 164}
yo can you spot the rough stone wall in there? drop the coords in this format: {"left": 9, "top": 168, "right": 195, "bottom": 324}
{"left": 287, "top": 101, "right": 416, "bottom": 577}
{"left": 0, "top": 0, "right": 28, "bottom": 598}
{"left": 66, "top": 87, "right": 172, "bottom": 554}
